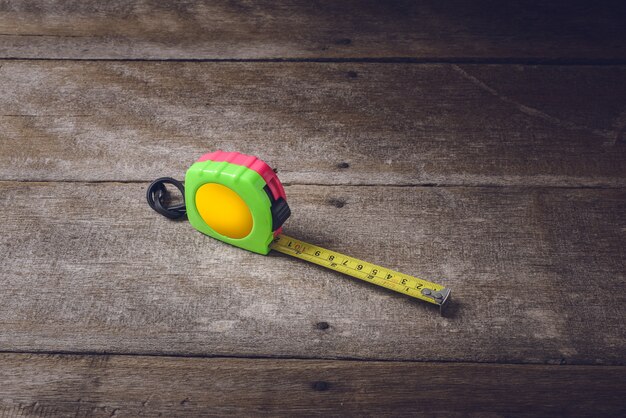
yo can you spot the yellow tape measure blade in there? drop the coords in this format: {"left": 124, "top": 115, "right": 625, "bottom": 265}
{"left": 270, "top": 234, "right": 451, "bottom": 314}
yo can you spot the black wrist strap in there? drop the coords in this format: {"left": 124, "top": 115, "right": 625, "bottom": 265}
{"left": 146, "top": 177, "right": 187, "bottom": 219}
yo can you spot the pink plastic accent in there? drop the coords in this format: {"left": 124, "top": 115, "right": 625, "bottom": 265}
{"left": 196, "top": 151, "right": 287, "bottom": 205}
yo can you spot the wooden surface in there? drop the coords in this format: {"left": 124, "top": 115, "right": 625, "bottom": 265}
{"left": 1, "top": 61, "right": 625, "bottom": 186}
{"left": 1, "top": 1, "right": 626, "bottom": 61}
{"left": 1, "top": 354, "right": 624, "bottom": 417}
{"left": 1, "top": 1, "right": 625, "bottom": 416}
{"left": 1, "top": 182, "right": 625, "bottom": 365}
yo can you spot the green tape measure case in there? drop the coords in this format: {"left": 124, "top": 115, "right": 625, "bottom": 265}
{"left": 185, "top": 151, "right": 290, "bottom": 255}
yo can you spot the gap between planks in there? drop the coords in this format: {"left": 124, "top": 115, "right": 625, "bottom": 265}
{"left": 0, "top": 349, "right": 622, "bottom": 368}
{"left": 1, "top": 179, "right": 625, "bottom": 191}
{"left": 3, "top": 57, "right": 626, "bottom": 65}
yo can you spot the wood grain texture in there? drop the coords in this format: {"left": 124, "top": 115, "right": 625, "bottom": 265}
{"left": 0, "top": 355, "right": 624, "bottom": 418}
{"left": 1, "top": 181, "right": 624, "bottom": 364}
{"left": 1, "top": 2, "right": 624, "bottom": 413}
{"left": 1, "top": 61, "right": 625, "bottom": 186}
{"left": 1, "top": 1, "right": 626, "bottom": 61}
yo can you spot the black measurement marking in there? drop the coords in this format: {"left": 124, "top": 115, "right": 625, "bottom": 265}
{"left": 330, "top": 263, "right": 337, "bottom": 267}
{"left": 401, "top": 278, "right": 407, "bottom": 285}
{"left": 371, "top": 269, "right": 378, "bottom": 276}
{"left": 288, "top": 241, "right": 292, "bottom": 247}
{"left": 415, "top": 283, "right": 423, "bottom": 289}
{"left": 314, "top": 251, "right": 320, "bottom": 256}
{"left": 367, "top": 275, "right": 374, "bottom": 279}
{"left": 386, "top": 274, "right": 392, "bottom": 280}
{"left": 328, "top": 255, "right": 334, "bottom": 261}
{"left": 357, "top": 265, "right": 363, "bottom": 270}
{"left": 342, "top": 260, "right": 349, "bottom": 266}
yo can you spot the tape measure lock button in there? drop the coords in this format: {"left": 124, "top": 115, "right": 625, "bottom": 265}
{"left": 264, "top": 184, "right": 291, "bottom": 231}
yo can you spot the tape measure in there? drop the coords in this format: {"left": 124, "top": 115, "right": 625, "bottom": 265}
{"left": 270, "top": 235, "right": 450, "bottom": 311}
{"left": 147, "top": 151, "right": 451, "bottom": 314}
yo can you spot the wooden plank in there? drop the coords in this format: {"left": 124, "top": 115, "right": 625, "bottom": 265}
{"left": 1, "top": 1, "right": 626, "bottom": 61}
{"left": 0, "top": 354, "right": 624, "bottom": 417}
{"left": 0, "top": 61, "right": 625, "bottom": 187}
{"left": 1, "top": 182, "right": 624, "bottom": 364}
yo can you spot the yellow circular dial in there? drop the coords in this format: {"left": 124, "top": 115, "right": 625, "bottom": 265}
{"left": 195, "top": 183, "right": 253, "bottom": 239}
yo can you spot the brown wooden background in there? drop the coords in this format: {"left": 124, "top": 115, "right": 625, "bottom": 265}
{"left": 1, "top": 1, "right": 625, "bottom": 416}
